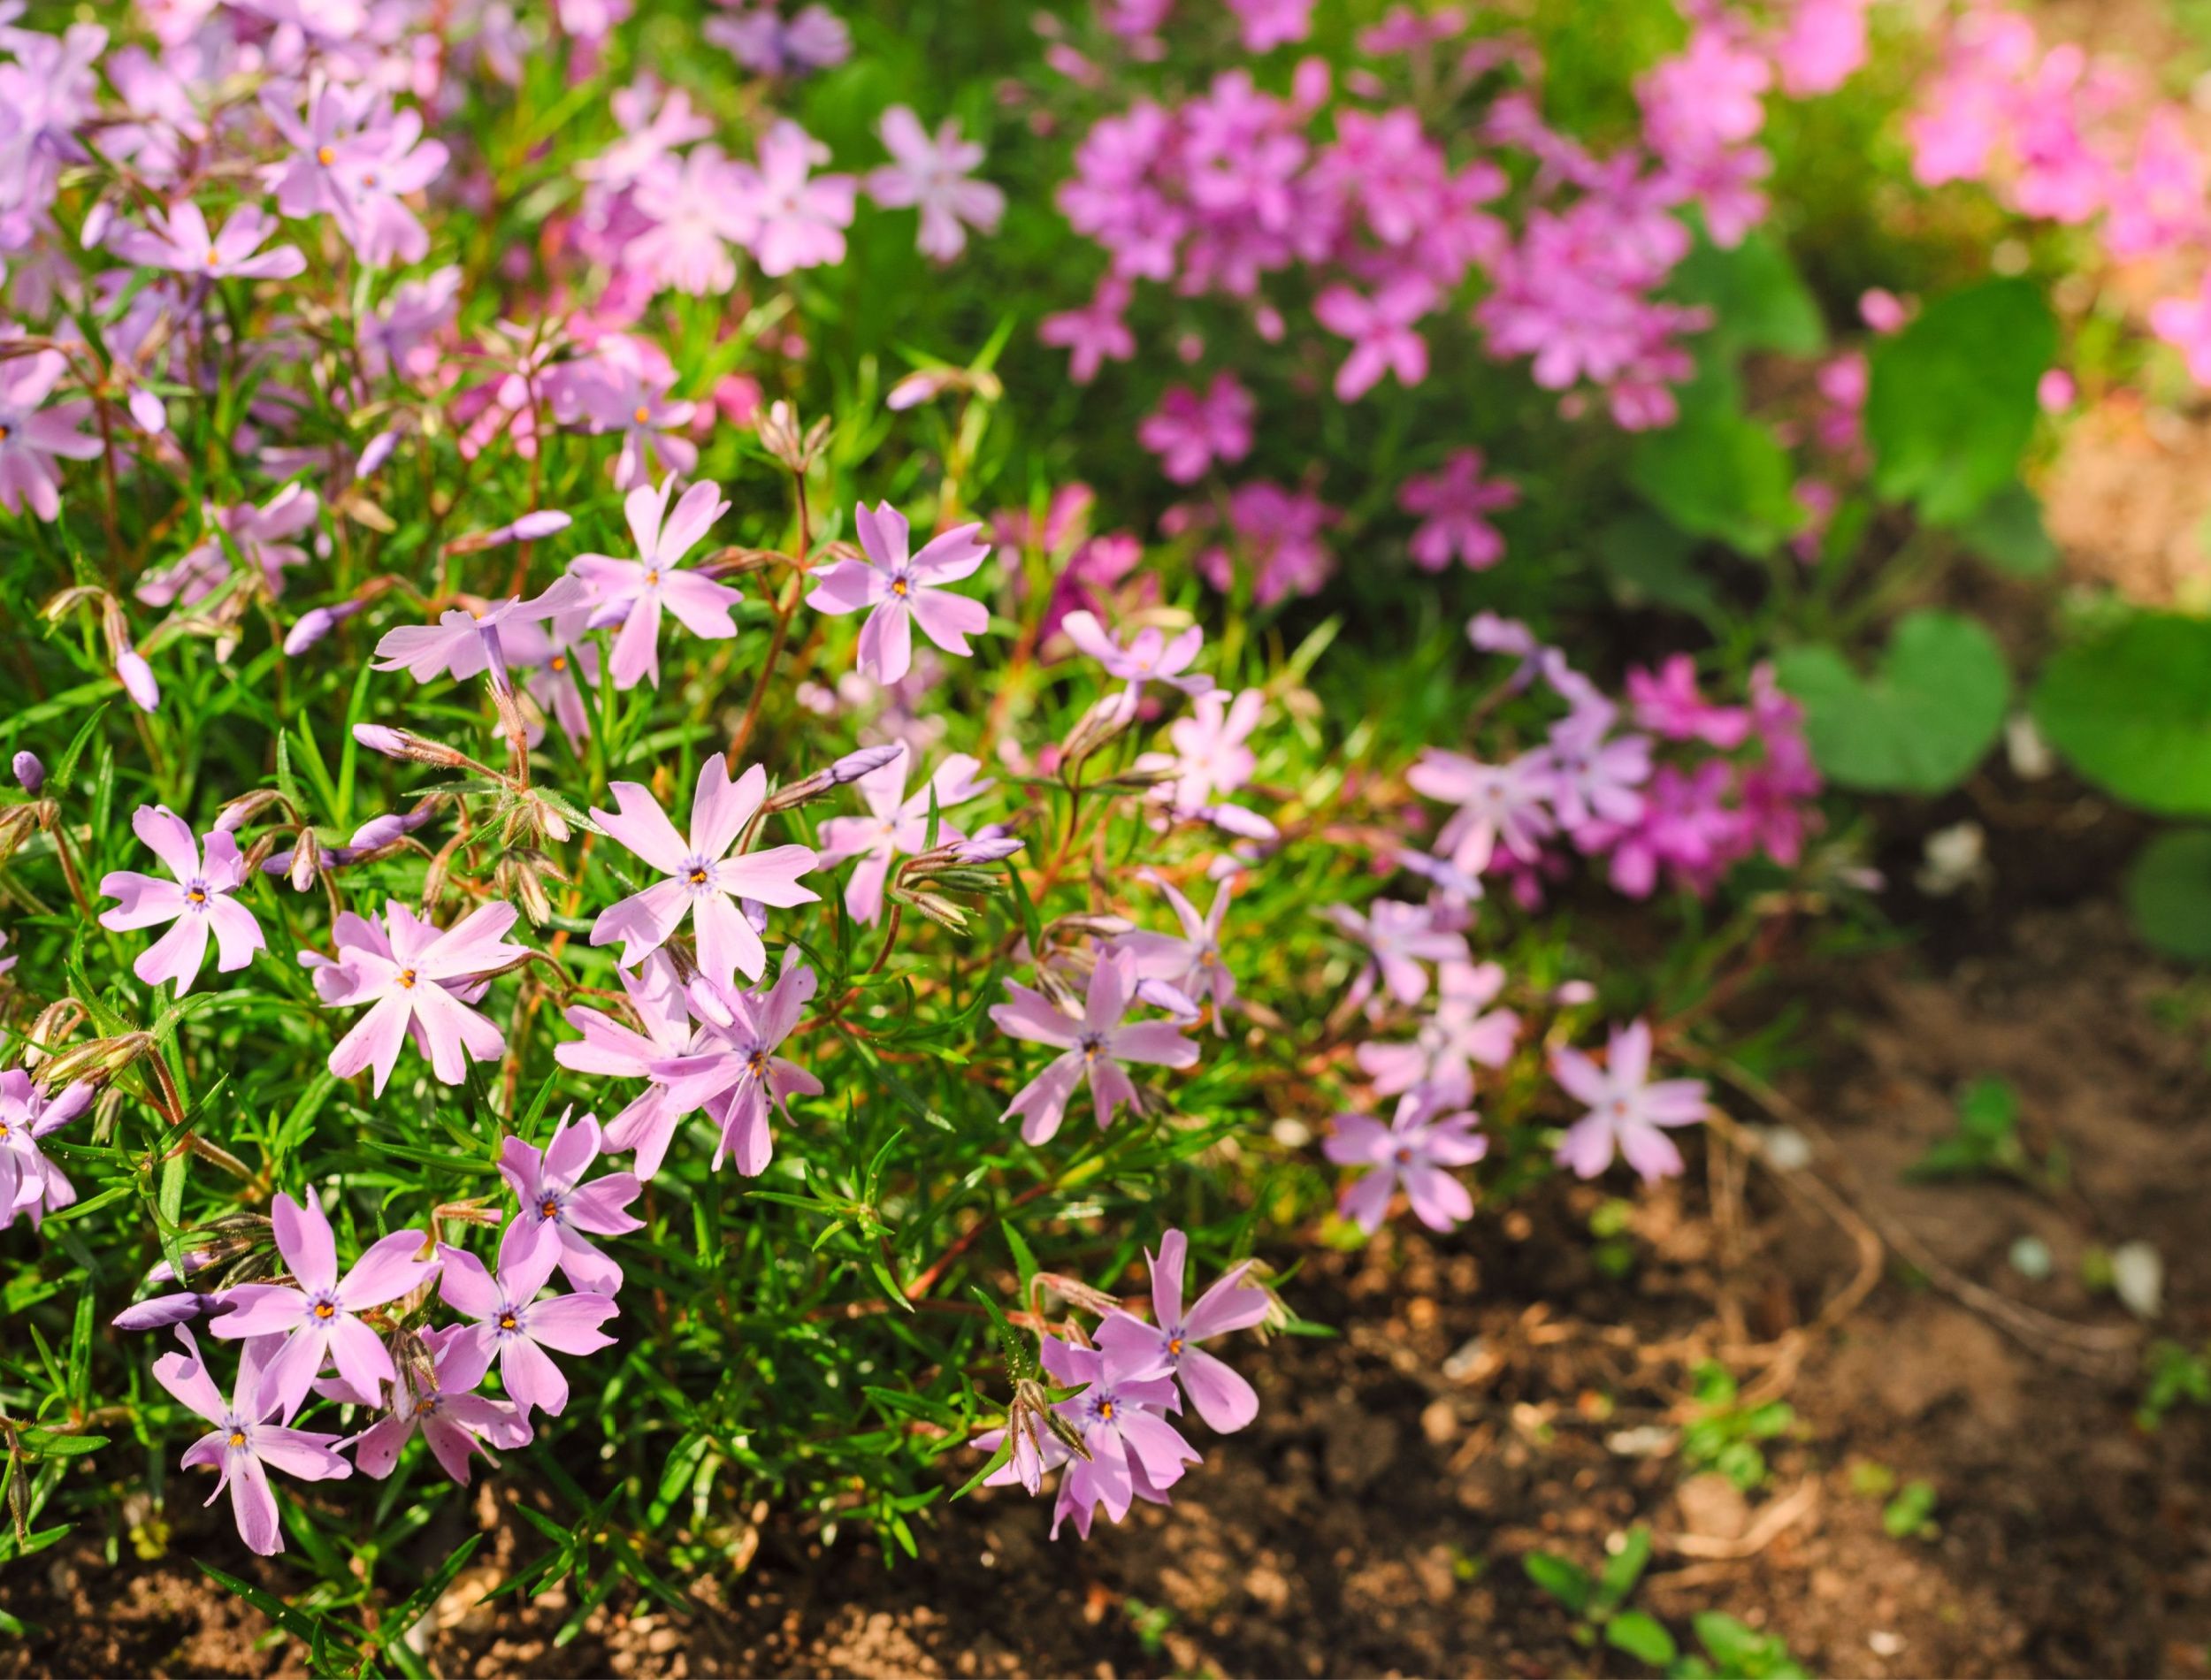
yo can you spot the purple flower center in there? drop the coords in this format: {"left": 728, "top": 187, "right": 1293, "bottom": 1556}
{"left": 185, "top": 880, "right": 210, "bottom": 908}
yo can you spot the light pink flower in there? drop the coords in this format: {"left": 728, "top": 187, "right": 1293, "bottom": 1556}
{"left": 725, "top": 120, "right": 857, "bottom": 277}
{"left": 805, "top": 500, "right": 991, "bottom": 683}
{"left": 648, "top": 957, "right": 823, "bottom": 1175}
{"left": 556, "top": 953, "right": 701, "bottom": 1180}
{"left": 97, "top": 806, "right": 264, "bottom": 996}
{"left": 1116, "top": 874, "right": 1237, "bottom": 1033}
{"left": 1094, "top": 1228, "right": 1272, "bottom": 1432}
{"left": 1039, "top": 277, "right": 1136, "bottom": 384}
{"left": 569, "top": 477, "right": 740, "bottom": 690}
{"left": 154, "top": 1327, "right": 352, "bottom": 1557}
{"left": 0, "top": 344, "right": 99, "bottom": 520}
{"left": 1549, "top": 1019, "right": 1710, "bottom": 1181}
{"left": 497, "top": 1111, "right": 643, "bottom": 1295}
{"left": 110, "top": 200, "right": 306, "bottom": 279}
{"left": 136, "top": 485, "right": 320, "bottom": 608}
{"left": 1059, "top": 609, "right": 1213, "bottom": 720}
{"left": 990, "top": 950, "right": 1199, "bottom": 1144}
{"left": 210, "top": 1191, "right": 435, "bottom": 1419}
{"left": 437, "top": 1221, "right": 617, "bottom": 1421}
{"left": 349, "top": 1325, "right": 530, "bottom": 1486}
{"left": 1323, "top": 898, "right": 1468, "bottom": 1010}
{"left": 1354, "top": 960, "right": 1519, "bottom": 1103}
{"left": 308, "top": 901, "right": 530, "bottom": 1095}
{"left": 1325, "top": 1088, "right": 1487, "bottom": 1234}
{"left": 370, "top": 577, "right": 589, "bottom": 685}
{"left": 630, "top": 147, "right": 747, "bottom": 296}
{"left": 0, "top": 1071, "right": 91, "bottom": 1232}
{"left": 588, "top": 758, "right": 820, "bottom": 986}
{"left": 1405, "top": 745, "right": 1557, "bottom": 874}
{"left": 868, "top": 107, "right": 1004, "bottom": 262}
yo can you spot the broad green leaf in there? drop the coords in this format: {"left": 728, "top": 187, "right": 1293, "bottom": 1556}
{"left": 1868, "top": 279, "right": 2054, "bottom": 523}
{"left": 2031, "top": 612, "right": 2211, "bottom": 814}
{"left": 1773, "top": 610, "right": 2009, "bottom": 794}
{"left": 1671, "top": 231, "right": 1824, "bottom": 355}
{"left": 2125, "top": 831, "right": 2211, "bottom": 961}
{"left": 1955, "top": 480, "right": 2057, "bottom": 577}
{"left": 1628, "top": 373, "right": 1805, "bottom": 557}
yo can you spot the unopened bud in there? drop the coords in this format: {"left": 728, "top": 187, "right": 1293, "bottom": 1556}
{"left": 1058, "top": 695, "right": 1131, "bottom": 768}
{"left": 116, "top": 651, "right": 160, "bottom": 714}
{"left": 12, "top": 751, "right": 43, "bottom": 794}
{"left": 215, "top": 789, "right": 289, "bottom": 832}
{"left": 42, "top": 584, "right": 104, "bottom": 622}
{"left": 495, "top": 849, "right": 560, "bottom": 927}
{"left": 1045, "top": 913, "right": 1134, "bottom": 942}
{"left": 892, "top": 886, "right": 968, "bottom": 933}
{"left": 287, "top": 829, "right": 322, "bottom": 892}
{"left": 353, "top": 724, "right": 472, "bottom": 767}
{"left": 1031, "top": 1272, "right": 1123, "bottom": 1319}
{"left": 38, "top": 1032, "right": 153, "bottom": 1091}
{"left": 756, "top": 399, "right": 804, "bottom": 468}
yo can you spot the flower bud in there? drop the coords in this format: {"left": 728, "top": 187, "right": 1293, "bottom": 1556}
{"left": 1058, "top": 695, "right": 1131, "bottom": 769}
{"left": 287, "top": 828, "right": 323, "bottom": 893}
{"left": 215, "top": 789, "right": 289, "bottom": 832}
{"left": 353, "top": 724, "right": 472, "bottom": 767}
{"left": 116, "top": 651, "right": 160, "bottom": 714}
{"left": 283, "top": 600, "right": 365, "bottom": 655}
{"left": 761, "top": 744, "right": 904, "bottom": 813}
{"left": 12, "top": 751, "right": 43, "bottom": 794}
{"left": 113, "top": 1292, "right": 234, "bottom": 1333}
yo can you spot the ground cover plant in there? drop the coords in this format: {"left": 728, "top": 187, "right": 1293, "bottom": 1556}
{"left": 3, "top": 0, "right": 2209, "bottom": 1671}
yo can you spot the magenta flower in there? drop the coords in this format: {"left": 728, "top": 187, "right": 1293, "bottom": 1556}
{"left": 588, "top": 757, "right": 820, "bottom": 986}
{"left": 1137, "top": 374, "right": 1254, "bottom": 483}
{"left": 570, "top": 477, "right": 739, "bottom": 689}
{"left": 649, "top": 958, "right": 823, "bottom": 1176}
{"left": 1038, "top": 277, "right": 1136, "bottom": 384}
{"left": 1095, "top": 1228, "right": 1271, "bottom": 1431}
{"left": 1398, "top": 448, "right": 1519, "bottom": 573}
{"left": 307, "top": 902, "right": 530, "bottom": 1095}
{"left": 990, "top": 950, "right": 1199, "bottom": 1144}
{"left": 137, "top": 485, "right": 321, "bottom": 608}
{"left": 1626, "top": 655, "right": 1752, "bottom": 748}
{"left": 210, "top": 1192, "right": 435, "bottom": 1420}
{"left": 154, "top": 1328, "right": 352, "bottom": 1557}
{"left": 110, "top": 201, "right": 307, "bottom": 279}
{"left": 0, "top": 1071, "right": 90, "bottom": 1232}
{"left": 1313, "top": 278, "right": 1434, "bottom": 401}
{"left": 1546, "top": 708, "right": 1651, "bottom": 833}
{"left": 556, "top": 953, "right": 701, "bottom": 1180}
{"left": 496, "top": 1111, "right": 643, "bottom": 1295}
{"left": 1549, "top": 1019, "right": 1710, "bottom": 1181}
{"left": 1325, "top": 1089, "right": 1488, "bottom": 1235}
{"left": 97, "top": 806, "right": 265, "bottom": 996}
{"left": 0, "top": 344, "right": 99, "bottom": 520}
{"left": 1354, "top": 960, "right": 1519, "bottom": 1104}
{"left": 805, "top": 500, "right": 991, "bottom": 684}
{"left": 1117, "top": 874, "right": 1237, "bottom": 1032}
{"left": 437, "top": 1222, "right": 619, "bottom": 1421}
{"left": 349, "top": 1325, "right": 531, "bottom": 1487}
{"left": 725, "top": 120, "right": 857, "bottom": 277}
{"left": 815, "top": 745, "right": 991, "bottom": 922}
{"left": 1323, "top": 898, "right": 1469, "bottom": 1009}
{"left": 867, "top": 107, "right": 1005, "bottom": 262}
{"left": 1225, "top": 0, "right": 1312, "bottom": 50}
{"left": 1059, "top": 610, "right": 1213, "bottom": 720}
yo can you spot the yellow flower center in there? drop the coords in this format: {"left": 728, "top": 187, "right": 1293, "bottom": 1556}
{"left": 632, "top": 405, "right": 650, "bottom": 425}
{"left": 203, "top": 249, "right": 220, "bottom": 268}
{"left": 317, "top": 145, "right": 334, "bottom": 165}
{"left": 1098, "top": 1399, "right": 1115, "bottom": 1421}
{"left": 549, "top": 653, "right": 568, "bottom": 672}
{"left": 1167, "top": 1336, "right": 1184, "bottom": 1357}
{"left": 498, "top": 1311, "right": 518, "bottom": 1331}
{"left": 644, "top": 569, "right": 661, "bottom": 586}
{"left": 891, "top": 577, "right": 908, "bottom": 597}
{"left": 313, "top": 1301, "right": 334, "bottom": 1319}
{"left": 187, "top": 886, "right": 207, "bottom": 905}
{"left": 687, "top": 867, "right": 709, "bottom": 886}
{"left": 228, "top": 1430, "right": 248, "bottom": 1448}
{"left": 396, "top": 969, "right": 417, "bottom": 989}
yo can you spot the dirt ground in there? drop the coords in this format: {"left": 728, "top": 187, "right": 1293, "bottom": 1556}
{"left": 9, "top": 769, "right": 2211, "bottom": 1676}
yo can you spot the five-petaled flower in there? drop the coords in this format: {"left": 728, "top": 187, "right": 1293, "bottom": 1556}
{"left": 1549, "top": 1018, "right": 1710, "bottom": 1181}
{"left": 1096, "top": 1228, "right": 1272, "bottom": 1431}
{"left": 569, "top": 477, "right": 741, "bottom": 690}
{"left": 496, "top": 1111, "right": 645, "bottom": 1294}
{"left": 588, "top": 757, "right": 820, "bottom": 987}
{"left": 437, "top": 1221, "right": 620, "bottom": 1421}
{"left": 814, "top": 745, "right": 991, "bottom": 923}
{"left": 649, "top": 958, "right": 823, "bottom": 1176}
{"left": 98, "top": 806, "right": 265, "bottom": 996}
{"left": 307, "top": 902, "right": 532, "bottom": 1094}
{"left": 805, "top": 500, "right": 992, "bottom": 684}
{"left": 990, "top": 949, "right": 1198, "bottom": 1144}
{"left": 1324, "top": 1088, "right": 1488, "bottom": 1234}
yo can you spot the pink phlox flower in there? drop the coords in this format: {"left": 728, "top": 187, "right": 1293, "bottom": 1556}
{"left": 1597, "top": 761, "right": 1748, "bottom": 898}
{"left": 0, "top": 341, "right": 98, "bottom": 520}
{"left": 209, "top": 1190, "right": 435, "bottom": 1420}
{"left": 579, "top": 79, "right": 715, "bottom": 193}
{"left": 1358, "top": 4, "right": 1465, "bottom": 55}
{"left": 153, "top": 1326, "right": 351, "bottom": 1557}
{"left": 723, "top": 119, "right": 857, "bottom": 277}
{"left": 136, "top": 485, "right": 321, "bottom": 609}
{"left": 110, "top": 200, "right": 307, "bottom": 280}
{"left": 501, "top": 609, "right": 600, "bottom": 754}
{"left": 1191, "top": 479, "right": 1337, "bottom": 605}
{"left": 1039, "top": 276, "right": 1136, "bottom": 384}
{"left": 868, "top": 106, "right": 1004, "bottom": 262}
{"left": 436, "top": 1220, "right": 619, "bottom": 1421}
{"left": 587, "top": 756, "right": 820, "bottom": 986}
{"left": 360, "top": 265, "right": 461, "bottom": 384}
{"left": 805, "top": 500, "right": 992, "bottom": 684}
{"left": 2006, "top": 44, "right": 2115, "bottom": 225}
{"left": 1224, "top": 0, "right": 1311, "bottom": 50}
{"left": 1322, "top": 897, "right": 1470, "bottom": 1010}
{"left": 1544, "top": 708, "right": 1651, "bottom": 833}
{"left": 1625, "top": 654, "right": 1753, "bottom": 748}
{"left": 263, "top": 79, "right": 448, "bottom": 266}
{"left": 497, "top": 1111, "right": 643, "bottom": 1295}
{"left": 1136, "top": 373, "right": 1254, "bottom": 483}
{"left": 97, "top": 805, "right": 264, "bottom": 996}
{"left": 369, "top": 576, "right": 589, "bottom": 685}
{"left": 1549, "top": 1018, "right": 1710, "bottom": 1181}
{"left": 815, "top": 744, "right": 991, "bottom": 922}
{"left": 1353, "top": 959, "right": 1519, "bottom": 1104}
{"left": 1312, "top": 277, "right": 1434, "bottom": 401}
{"left": 1059, "top": 609, "right": 1213, "bottom": 719}
{"left": 705, "top": 2, "right": 852, "bottom": 75}
{"left": 990, "top": 948, "right": 1199, "bottom": 1144}
{"left": 556, "top": 952, "right": 702, "bottom": 1180}
{"left": 348, "top": 1325, "right": 531, "bottom": 1487}
{"left": 1116, "top": 873, "right": 1236, "bottom": 1033}
{"left": 1397, "top": 447, "right": 1519, "bottom": 572}
{"left": 1639, "top": 24, "right": 1770, "bottom": 158}
{"left": 569, "top": 477, "right": 739, "bottom": 689}
{"left": 646, "top": 955, "right": 823, "bottom": 1176}
{"left": 562, "top": 335, "right": 700, "bottom": 490}
{"left": 1904, "top": 7, "right": 2037, "bottom": 189}
{"left": 1775, "top": 0, "right": 1870, "bottom": 98}
{"left": 2152, "top": 269, "right": 2211, "bottom": 386}
{"left": 2105, "top": 109, "right": 2206, "bottom": 258}
{"left": 308, "top": 900, "right": 530, "bottom": 1094}
{"left": 1324, "top": 1088, "right": 1487, "bottom": 1234}
{"left": 1094, "top": 1227, "right": 1270, "bottom": 1431}
{"left": 0, "top": 1069, "right": 90, "bottom": 1231}
{"left": 1157, "top": 686, "right": 1265, "bottom": 816}
{"left": 630, "top": 146, "right": 747, "bottom": 296}
{"left": 1037, "top": 1333, "right": 1199, "bottom": 1538}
